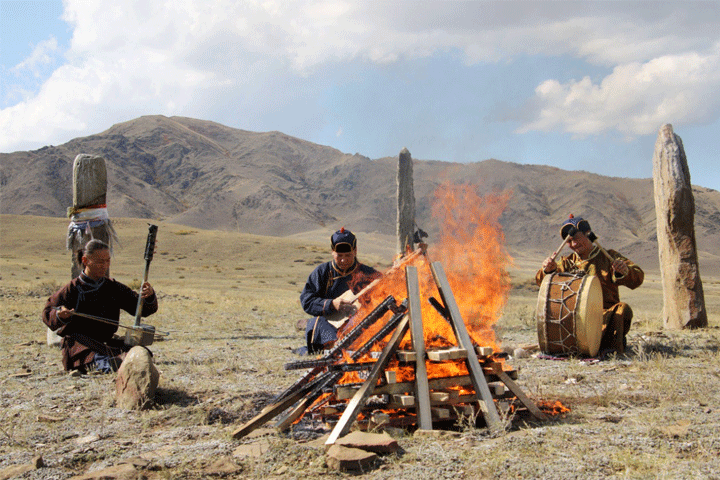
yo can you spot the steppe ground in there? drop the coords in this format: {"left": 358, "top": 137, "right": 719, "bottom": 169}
{"left": 2, "top": 215, "right": 720, "bottom": 479}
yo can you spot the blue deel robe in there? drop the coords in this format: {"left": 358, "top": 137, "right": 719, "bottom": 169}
{"left": 300, "top": 259, "right": 380, "bottom": 347}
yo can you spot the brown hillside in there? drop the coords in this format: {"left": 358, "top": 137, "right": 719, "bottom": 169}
{"left": 2, "top": 115, "right": 719, "bottom": 272}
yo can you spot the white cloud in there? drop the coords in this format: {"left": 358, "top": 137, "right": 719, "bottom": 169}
{"left": 517, "top": 47, "right": 720, "bottom": 136}
{"left": 1, "top": 1, "right": 719, "bottom": 151}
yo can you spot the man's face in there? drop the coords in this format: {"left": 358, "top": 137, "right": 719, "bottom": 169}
{"left": 83, "top": 249, "right": 111, "bottom": 280}
{"left": 568, "top": 231, "right": 594, "bottom": 258}
{"left": 332, "top": 246, "right": 356, "bottom": 270}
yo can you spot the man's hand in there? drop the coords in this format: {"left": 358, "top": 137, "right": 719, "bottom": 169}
{"left": 612, "top": 259, "right": 629, "bottom": 276}
{"left": 332, "top": 296, "right": 355, "bottom": 315}
{"left": 542, "top": 257, "right": 557, "bottom": 274}
{"left": 54, "top": 306, "right": 75, "bottom": 321}
{"left": 140, "top": 282, "right": 155, "bottom": 299}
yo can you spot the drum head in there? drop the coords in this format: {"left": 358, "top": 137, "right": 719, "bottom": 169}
{"left": 574, "top": 275, "right": 603, "bottom": 357}
{"left": 535, "top": 272, "right": 603, "bottom": 357}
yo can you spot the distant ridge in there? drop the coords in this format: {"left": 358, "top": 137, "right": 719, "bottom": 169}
{"left": 2, "top": 115, "right": 719, "bottom": 269}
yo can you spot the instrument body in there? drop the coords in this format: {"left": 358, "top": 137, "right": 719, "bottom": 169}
{"left": 536, "top": 271, "right": 603, "bottom": 357}
{"left": 325, "top": 289, "right": 360, "bottom": 328}
{"left": 124, "top": 324, "right": 156, "bottom": 346}
{"left": 325, "top": 278, "right": 380, "bottom": 329}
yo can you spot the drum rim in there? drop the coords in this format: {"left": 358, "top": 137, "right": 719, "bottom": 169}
{"left": 536, "top": 271, "right": 602, "bottom": 357}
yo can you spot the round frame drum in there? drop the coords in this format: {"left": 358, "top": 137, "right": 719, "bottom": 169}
{"left": 536, "top": 272, "right": 603, "bottom": 357}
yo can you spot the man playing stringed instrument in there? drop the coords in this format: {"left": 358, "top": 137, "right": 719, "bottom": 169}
{"left": 42, "top": 239, "right": 158, "bottom": 373}
{"left": 300, "top": 228, "right": 381, "bottom": 354}
{"left": 536, "top": 215, "right": 644, "bottom": 355}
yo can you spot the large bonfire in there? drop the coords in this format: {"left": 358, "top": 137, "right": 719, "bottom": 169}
{"left": 336, "top": 183, "right": 513, "bottom": 382}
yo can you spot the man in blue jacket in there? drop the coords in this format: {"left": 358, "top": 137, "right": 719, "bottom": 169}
{"left": 300, "top": 228, "right": 381, "bottom": 353}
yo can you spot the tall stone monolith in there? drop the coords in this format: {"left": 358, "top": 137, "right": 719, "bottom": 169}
{"left": 397, "top": 148, "right": 415, "bottom": 255}
{"left": 47, "top": 154, "right": 118, "bottom": 346}
{"left": 67, "top": 154, "right": 115, "bottom": 277}
{"left": 652, "top": 124, "right": 707, "bottom": 329}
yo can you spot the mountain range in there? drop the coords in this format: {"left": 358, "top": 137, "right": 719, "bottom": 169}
{"left": 2, "top": 115, "right": 719, "bottom": 271}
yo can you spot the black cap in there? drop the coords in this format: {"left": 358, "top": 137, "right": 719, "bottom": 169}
{"left": 331, "top": 228, "right": 356, "bottom": 251}
{"left": 560, "top": 214, "right": 591, "bottom": 239}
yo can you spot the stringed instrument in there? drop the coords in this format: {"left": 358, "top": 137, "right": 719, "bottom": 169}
{"left": 325, "top": 279, "right": 380, "bottom": 329}
{"left": 125, "top": 224, "right": 159, "bottom": 346}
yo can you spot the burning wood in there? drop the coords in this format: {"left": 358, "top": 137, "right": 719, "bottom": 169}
{"left": 231, "top": 253, "right": 550, "bottom": 443}
{"left": 274, "top": 295, "right": 399, "bottom": 403}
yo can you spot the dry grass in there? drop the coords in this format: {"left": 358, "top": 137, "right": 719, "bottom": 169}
{"left": 2, "top": 214, "right": 720, "bottom": 479}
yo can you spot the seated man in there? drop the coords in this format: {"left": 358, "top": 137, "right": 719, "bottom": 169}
{"left": 42, "top": 239, "right": 158, "bottom": 373}
{"left": 300, "top": 228, "right": 381, "bottom": 353}
{"left": 536, "top": 215, "right": 644, "bottom": 354}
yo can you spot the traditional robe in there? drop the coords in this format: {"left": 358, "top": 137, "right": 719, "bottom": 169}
{"left": 42, "top": 274, "right": 158, "bottom": 371}
{"left": 300, "top": 259, "right": 380, "bottom": 349}
{"left": 536, "top": 246, "right": 644, "bottom": 353}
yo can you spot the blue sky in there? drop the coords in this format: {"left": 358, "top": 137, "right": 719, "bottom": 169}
{"left": 2, "top": 0, "right": 719, "bottom": 190}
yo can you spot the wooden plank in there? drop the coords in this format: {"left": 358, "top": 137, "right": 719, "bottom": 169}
{"left": 326, "top": 315, "right": 411, "bottom": 446}
{"left": 430, "top": 262, "right": 502, "bottom": 431}
{"left": 488, "top": 382, "right": 506, "bottom": 396}
{"left": 476, "top": 346, "right": 494, "bottom": 357}
{"left": 429, "top": 390, "right": 460, "bottom": 404}
{"left": 232, "top": 370, "right": 337, "bottom": 439}
{"left": 483, "top": 361, "right": 518, "bottom": 379}
{"left": 391, "top": 394, "right": 415, "bottom": 406}
{"left": 274, "top": 396, "right": 316, "bottom": 432}
{"left": 490, "top": 363, "right": 548, "bottom": 421}
{"left": 397, "top": 350, "right": 417, "bottom": 362}
{"left": 406, "top": 265, "right": 432, "bottom": 431}
{"left": 427, "top": 348, "right": 467, "bottom": 361}
{"left": 369, "top": 411, "right": 390, "bottom": 428}
{"left": 431, "top": 407, "right": 451, "bottom": 419}
{"left": 459, "top": 404, "right": 476, "bottom": 416}
{"left": 273, "top": 296, "right": 395, "bottom": 404}
{"left": 324, "top": 406, "right": 341, "bottom": 415}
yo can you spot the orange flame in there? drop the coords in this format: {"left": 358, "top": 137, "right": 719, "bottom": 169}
{"left": 430, "top": 183, "right": 513, "bottom": 349}
{"left": 539, "top": 400, "right": 571, "bottom": 415}
{"left": 336, "top": 183, "right": 512, "bottom": 381}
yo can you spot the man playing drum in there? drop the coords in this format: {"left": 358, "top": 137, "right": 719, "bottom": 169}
{"left": 536, "top": 215, "right": 644, "bottom": 355}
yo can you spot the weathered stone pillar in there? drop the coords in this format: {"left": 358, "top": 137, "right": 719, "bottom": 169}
{"left": 68, "top": 154, "right": 112, "bottom": 277}
{"left": 396, "top": 148, "right": 415, "bottom": 255}
{"left": 652, "top": 124, "right": 707, "bottom": 329}
{"left": 48, "top": 154, "right": 117, "bottom": 346}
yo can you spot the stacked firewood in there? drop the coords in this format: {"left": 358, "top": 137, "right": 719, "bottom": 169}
{"left": 231, "top": 261, "right": 547, "bottom": 446}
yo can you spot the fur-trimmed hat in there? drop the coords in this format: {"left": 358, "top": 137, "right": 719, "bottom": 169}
{"left": 560, "top": 214, "right": 591, "bottom": 239}
{"left": 331, "top": 227, "right": 356, "bottom": 251}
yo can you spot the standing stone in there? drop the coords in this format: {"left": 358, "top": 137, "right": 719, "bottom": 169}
{"left": 48, "top": 154, "right": 117, "bottom": 346}
{"left": 72, "top": 153, "right": 107, "bottom": 209}
{"left": 68, "top": 154, "right": 114, "bottom": 278}
{"left": 397, "top": 148, "right": 415, "bottom": 255}
{"left": 652, "top": 124, "right": 707, "bottom": 329}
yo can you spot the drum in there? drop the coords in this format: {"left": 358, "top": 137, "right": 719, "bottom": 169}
{"left": 536, "top": 271, "right": 603, "bottom": 357}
